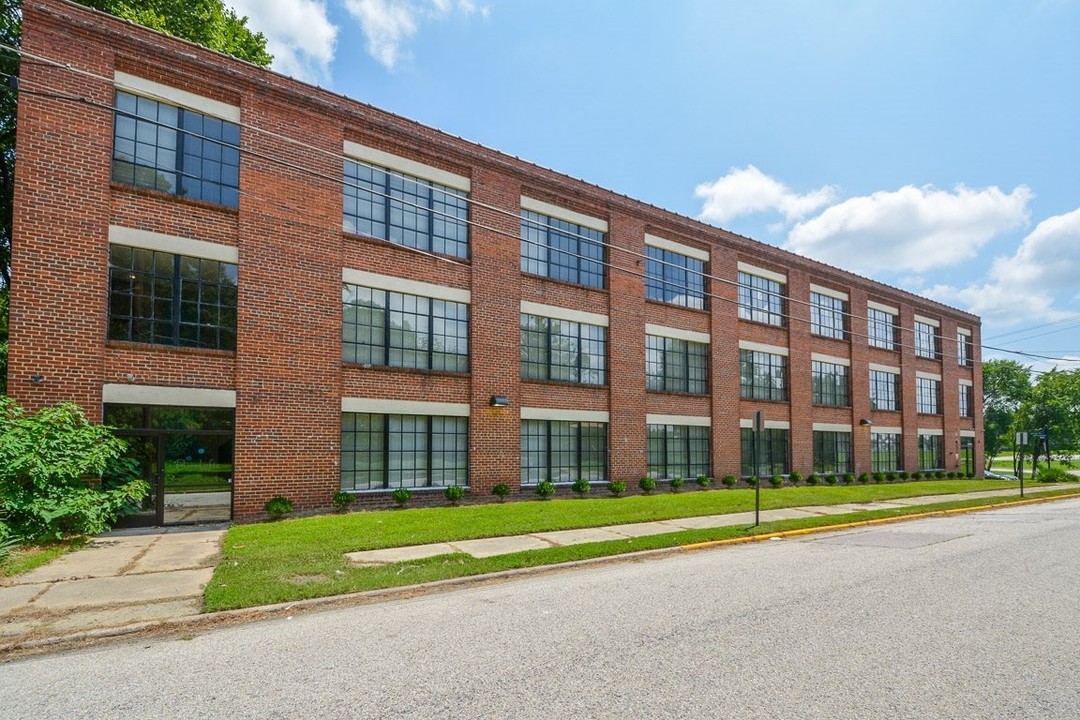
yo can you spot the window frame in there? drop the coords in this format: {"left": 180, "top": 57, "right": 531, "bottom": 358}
{"left": 737, "top": 271, "right": 785, "bottom": 327}
{"left": 740, "top": 427, "right": 789, "bottom": 477}
{"left": 340, "top": 412, "right": 469, "bottom": 491}
{"left": 739, "top": 349, "right": 788, "bottom": 401}
{"left": 915, "top": 320, "right": 940, "bottom": 360}
{"left": 520, "top": 420, "right": 608, "bottom": 485}
{"left": 520, "top": 313, "right": 607, "bottom": 386}
{"left": 916, "top": 376, "right": 941, "bottom": 415}
{"left": 520, "top": 210, "right": 606, "bottom": 289}
{"left": 869, "top": 369, "right": 900, "bottom": 412}
{"left": 645, "top": 246, "right": 706, "bottom": 309}
{"left": 813, "top": 430, "right": 853, "bottom": 474}
{"left": 811, "top": 360, "right": 850, "bottom": 407}
{"left": 918, "top": 433, "right": 944, "bottom": 471}
{"left": 957, "top": 332, "right": 973, "bottom": 367}
{"left": 645, "top": 335, "right": 708, "bottom": 395}
{"left": 646, "top": 424, "right": 711, "bottom": 480}
{"left": 810, "top": 292, "right": 846, "bottom": 340}
{"left": 870, "top": 432, "right": 903, "bottom": 472}
{"left": 959, "top": 383, "right": 974, "bottom": 418}
{"left": 868, "top": 308, "right": 898, "bottom": 350}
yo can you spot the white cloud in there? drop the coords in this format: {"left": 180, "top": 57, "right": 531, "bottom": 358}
{"left": 344, "top": 0, "right": 488, "bottom": 69}
{"left": 925, "top": 206, "right": 1080, "bottom": 326}
{"left": 785, "top": 184, "right": 1032, "bottom": 275}
{"left": 228, "top": 0, "right": 338, "bottom": 82}
{"left": 694, "top": 165, "right": 837, "bottom": 225}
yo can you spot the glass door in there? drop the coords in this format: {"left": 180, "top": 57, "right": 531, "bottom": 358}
{"left": 162, "top": 433, "right": 233, "bottom": 524}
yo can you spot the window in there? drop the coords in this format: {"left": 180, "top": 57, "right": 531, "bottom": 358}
{"left": 869, "top": 369, "right": 900, "bottom": 411}
{"left": 811, "top": 360, "right": 849, "bottom": 406}
{"left": 521, "top": 210, "right": 605, "bottom": 289}
{"left": 647, "top": 424, "right": 710, "bottom": 479}
{"left": 957, "top": 332, "right": 973, "bottom": 366}
{"left": 343, "top": 284, "right": 468, "bottom": 372}
{"left": 740, "top": 349, "right": 787, "bottom": 401}
{"left": 738, "top": 272, "right": 784, "bottom": 326}
{"left": 341, "top": 413, "right": 468, "bottom": 490}
{"left": 915, "top": 320, "right": 940, "bottom": 359}
{"left": 810, "top": 292, "right": 846, "bottom": 340}
{"left": 871, "top": 432, "right": 903, "bottom": 472}
{"left": 112, "top": 90, "right": 240, "bottom": 207}
{"left": 521, "top": 420, "right": 607, "bottom": 484}
{"left": 916, "top": 377, "right": 941, "bottom": 415}
{"left": 646, "top": 335, "right": 708, "bottom": 394}
{"left": 960, "top": 383, "right": 974, "bottom": 418}
{"left": 918, "top": 434, "right": 944, "bottom": 471}
{"left": 740, "top": 428, "right": 789, "bottom": 477}
{"left": 521, "top": 314, "right": 606, "bottom": 385}
{"left": 868, "top": 308, "right": 897, "bottom": 350}
{"left": 343, "top": 159, "right": 469, "bottom": 258}
{"left": 813, "top": 431, "right": 852, "bottom": 474}
{"left": 645, "top": 246, "right": 705, "bottom": 309}
{"left": 108, "top": 245, "right": 237, "bottom": 350}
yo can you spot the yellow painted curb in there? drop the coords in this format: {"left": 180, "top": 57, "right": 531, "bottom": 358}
{"left": 680, "top": 491, "right": 1080, "bottom": 553}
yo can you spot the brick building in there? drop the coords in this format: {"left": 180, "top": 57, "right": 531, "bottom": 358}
{"left": 8, "top": 0, "right": 983, "bottom": 524}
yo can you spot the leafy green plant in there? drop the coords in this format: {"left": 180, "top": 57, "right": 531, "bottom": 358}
{"left": 638, "top": 477, "right": 657, "bottom": 495}
{"left": 1035, "top": 466, "right": 1071, "bottom": 483}
{"left": 910, "top": 471, "right": 922, "bottom": 480}
{"left": 492, "top": 483, "right": 511, "bottom": 502}
{"left": 0, "top": 398, "right": 149, "bottom": 541}
{"left": 535, "top": 480, "right": 556, "bottom": 499}
{"left": 935, "top": 471, "right": 946, "bottom": 479}
{"left": 788, "top": 471, "right": 802, "bottom": 486}
{"left": 669, "top": 475, "right": 684, "bottom": 493}
{"left": 332, "top": 491, "right": 355, "bottom": 511}
{"left": 857, "top": 473, "right": 870, "bottom": 484}
{"left": 745, "top": 476, "right": 759, "bottom": 487}
{"left": 572, "top": 478, "right": 592, "bottom": 497}
{"left": 721, "top": 475, "right": 737, "bottom": 488}
{"left": 805, "top": 473, "right": 819, "bottom": 486}
{"left": 392, "top": 487, "right": 413, "bottom": 507}
{"left": 768, "top": 475, "right": 784, "bottom": 488}
{"left": 946, "top": 471, "right": 956, "bottom": 479}
{"left": 873, "top": 472, "right": 885, "bottom": 483}
{"left": 608, "top": 480, "right": 628, "bottom": 497}
{"left": 823, "top": 474, "right": 838, "bottom": 485}
{"left": 444, "top": 485, "right": 466, "bottom": 505}
{"left": 965, "top": 472, "right": 975, "bottom": 479}
{"left": 899, "top": 471, "right": 910, "bottom": 480}
{"left": 886, "top": 472, "right": 898, "bottom": 482}
{"left": 696, "top": 474, "right": 712, "bottom": 489}
{"left": 264, "top": 496, "right": 293, "bottom": 520}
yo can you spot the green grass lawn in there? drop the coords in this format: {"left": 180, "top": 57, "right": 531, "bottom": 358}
{"left": 988, "top": 456, "right": 1077, "bottom": 479}
{"left": 0, "top": 537, "right": 86, "bottom": 578}
{"left": 205, "top": 479, "right": 1080, "bottom": 612}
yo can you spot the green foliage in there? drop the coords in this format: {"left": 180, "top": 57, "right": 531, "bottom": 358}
{"left": 873, "top": 472, "right": 885, "bottom": 483}
{"left": 822, "top": 474, "right": 837, "bottom": 485}
{"left": 886, "top": 472, "right": 898, "bottom": 482}
{"left": 768, "top": 475, "right": 783, "bottom": 488}
{"left": 492, "top": 483, "right": 511, "bottom": 501}
{"left": 696, "top": 474, "right": 712, "bottom": 489}
{"left": 669, "top": 475, "right": 684, "bottom": 492}
{"left": 910, "top": 471, "right": 922, "bottom": 480}
{"left": 788, "top": 471, "right": 802, "bottom": 486}
{"left": 899, "top": 471, "right": 909, "bottom": 480}
{"left": 721, "top": 475, "right": 737, "bottom": 488}
{"left": 444, "top": 485, "right": 466, "bottom": 505}
{"left": 745, "top": 476, "right": 759, "bottom": 487}
{"left": 805, "top": 474, "right": 819, "bottom": 486}
{"left": 637, "top": 476, "right": 656, "bottom": 495}
{"left": 264, "top": 496, "right": 293, "bottom": 519}
{"left": 842, "top": 473, "right": 855, "bottom": 485}
{"left": 1035, "top": 466, "right": 1071, "bottom": 483}
{"left": 391, "top": 487, "right": 413, "bottom": 506}
{"left": 535, "top": 481, "right": 555, "bottom": 499}
{"left": 0, "top": 398, "right": 147, "bottom": 541}
{"left": 607, "top": 480, "right": 628, "bottom": 497}
{"left": 935, "top": 471, "right": 946, "bottom": 479}
{"left": 331, "top": 491, "right": 355, "bottom": 511}
{"left": 571, "top": 478, "right": 592, "bottom": 497}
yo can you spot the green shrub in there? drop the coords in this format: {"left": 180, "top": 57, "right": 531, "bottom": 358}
{"left": 696, "top": 474, "right": 712, "bottom": 489}
{"left": 444, "top": 485, "right": 466, "bottom": 505}
{"left": 873, "top": 472, "right": 885, "bottom": 483}
{"left": 669, "top": 475, "right": 684, "bottom": 492}
{"left": 721, "top": 475, "right": 737, "bottom": 488}
{"left": 638, "top": 477, "right": 657, "bottom": 495}
{"left": 264, "top": 496, "right": 293, "bottom": 519}
{"left": 1035, "top": 466, "right": 1071, "bottom": 483}
{"left": 535, "top": 480, "right": 556, "bottom": 499}
{"left": 823, "top": 474, "right": 837, "bottom": 485}
{"left": 946, "top": 471, "right": 956, "bottom": 479}
{"left": 857, "top": 473, "right": 870, "bottom": 484}
{"left": 0, "top": 399, "right": 149, "bottom": 542}
{"left": 899, "top": 471, "right": 910, "bottom": 480}
{"left": 608, "top": 480, "right": 628, "bottom": 497}
{"left": 331, "top": 491, "right": 355, "bottom": 511}
{"left": 935, "top": 471, "right": 946, "bottom": 479}
{"left": 788, "top": 471, "right": 802, "bottom": 486}
{"left": 768, "top": 475, "right": 784, "bottom": 488}
{"left": 965, "top": 471, "right": 975, "bottom": 479}
{"left": 572, "top": 478, "right": 592, "bottom": 496}
{"left": 391, "top": 487, "right": 413, "bottom": 506}
{"left": 745, "top": 476, "right": 759, "bottom": 487}
{"left": 492, "top": 483, "right": 511, "bottom": 501}
{"left": 909, "top": 471, "right": 922, "bottom": 480}
{"left": 886, "top": 472, "right": 898, "bottom": 482}
{"left": 841, "top": 473, "right": 855, "bottom": 485}
{"left": 805, "top": 473, "right": 819, "bottom": 486}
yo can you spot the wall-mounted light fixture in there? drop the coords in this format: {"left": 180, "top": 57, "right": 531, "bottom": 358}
{"left": 859, "top": 418, "right": 873, "bottom": 427}
{"left": 29, "top": 374, "right": 45, "bottom": 385}
{"left": 490, "top": 395, "right": 510, "bottom": 408}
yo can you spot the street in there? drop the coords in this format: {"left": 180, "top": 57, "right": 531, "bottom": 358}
{"left": 3, "top": 499, "right": 1079, "bottom": 719}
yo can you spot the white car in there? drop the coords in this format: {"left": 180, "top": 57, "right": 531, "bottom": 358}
{"left": 985, "top": 470, "right": 1019, "bottom": 481}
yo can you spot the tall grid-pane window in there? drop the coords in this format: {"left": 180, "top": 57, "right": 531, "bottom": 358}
{"left": 738, "top": 272, "right": 784, "bottom": 326}
{"left": 869, "top": 369, "right": 900, "bottom": 411}
{"left": 112, "top": 91, "right": 240, "bottom": 207}
{"left": 916, "top": 377, "right": 941, "bottom": 415}
{"left": 871, "top": 432, "right": 903, "bottom": 472}
{"left": 645, "top": 246, "right": 705, "bottom": 309}
{"left": 646, "top": 335, "right": 708, "bottom": 394}
{"left": 740, "top": 428, "right": 789, "bottom": 477}
{"left": 960, "top": 383, "right": 974, "bottom": 418}
{"left": 868, "top": 308, "right": 897, "bottom": 350}
{"left": 521, "top": 314, "right": 606, "bottom": 385}
{"left": 919, "top": 434, "right": 944, "bottom": 470}
{"left": 957, "top": 333, "right": 973, "bottom": 366}
{"left": 520, "top": 420, "right": 607, "bottom": 484}
{"left": 646, "top": 424, "right": 710, "bottom": 479}
{"left": 915, "top": 321, "right": 940, "bottom": 359}
{"left": 343, "top": 284, "right": 468, "bottom": 372}
{"left": 520, "top": 210, "right": 605, "bottom": 289}
{"left": 812, "top": 360, "right": 849, "bottom": 406}
{"left": 341, "top": 413, "right": 467, "bottom": 490}
{"left": 740, "top": 349, "right": 787, "bottom": 401}
{"left": 810, "top": 292, "right": 846, "bottom": 339}
{"left": 813, "top": 431, "right": 852, "bottom": 474}
{"left": 108, "top": 245, "right": 238, "bottom": 350}
{"left": 343, "top": 159, "right": 469, "bottom": 258}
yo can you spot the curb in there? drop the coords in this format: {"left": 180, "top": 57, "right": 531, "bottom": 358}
{"left": 4, "top": 490, "right": 1079, "bottom": 659}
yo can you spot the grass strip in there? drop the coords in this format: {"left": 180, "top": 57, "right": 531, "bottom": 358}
{"left": 0, "top": 538, "right": 86, "bottom": 578}
{"left": 204, "top": 482, "right": 1078, "bottom": 612}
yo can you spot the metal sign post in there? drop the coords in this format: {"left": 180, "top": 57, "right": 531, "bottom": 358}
{"left": 753, "top": 411, "right": 764, "bottom": 526}
{"left": 1016, "top": 431, "right": 1028, "bottom": 498}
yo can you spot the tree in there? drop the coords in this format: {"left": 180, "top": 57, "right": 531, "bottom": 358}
{"left": 981, "top": 359, "right": 1031, "bottom": 467}
{"left": 1020, "top": 369, "right": 1080, "bottom": 474}
{"left": 0, "top": 0, "right": 271, "bottom": 393}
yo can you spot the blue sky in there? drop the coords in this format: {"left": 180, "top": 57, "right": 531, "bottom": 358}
{"left": 227, "top": 0, "right": 1080, "bottom": 371}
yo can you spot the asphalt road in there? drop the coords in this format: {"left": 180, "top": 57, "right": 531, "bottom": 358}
{"left": 3, "top": 499, "right": 1079, "bottom": 719}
